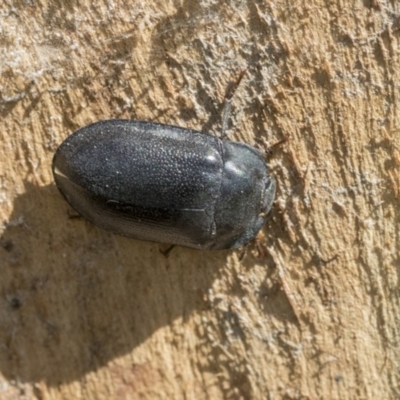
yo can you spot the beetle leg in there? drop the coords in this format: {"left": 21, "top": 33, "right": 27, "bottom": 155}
{"left": 159, "top": 244, "right": 175, "bottom": 256}
{"left": 237, "top": 246, "right": 247, "bottom": 261}
{"left": 221, "top": 68, "right": 247, "bottom": 139}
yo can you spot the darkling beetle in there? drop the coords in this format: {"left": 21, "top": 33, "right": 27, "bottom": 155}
{"left": 53, "top": 71, "right": 280, "bottom": 250}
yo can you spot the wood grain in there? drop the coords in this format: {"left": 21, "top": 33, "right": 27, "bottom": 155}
{"left": 0, "top": 0, "right": 399, "bottom": 399}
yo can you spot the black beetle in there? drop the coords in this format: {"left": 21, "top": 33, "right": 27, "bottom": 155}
{"left": 53, "top": 119, "right": 276, "bottom": 250}
{"left": 53, "top": 70, "right": 279, "bottom": 250}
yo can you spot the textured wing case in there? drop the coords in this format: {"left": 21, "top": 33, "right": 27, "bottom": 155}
{"left": 53, "top": 120, "right": 223, "bottom": 249}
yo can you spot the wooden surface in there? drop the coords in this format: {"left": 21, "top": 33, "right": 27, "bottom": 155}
{"left": 1, "top": 1, "right": 399, "bottom": 399}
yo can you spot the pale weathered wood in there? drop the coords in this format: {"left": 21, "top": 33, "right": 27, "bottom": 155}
{"left": 0, "top": 0, "right": 399, "bottom": 399}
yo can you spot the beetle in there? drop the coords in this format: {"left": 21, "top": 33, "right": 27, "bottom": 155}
{"left": 52, "top": 74, "right": 277, "bottom": 250}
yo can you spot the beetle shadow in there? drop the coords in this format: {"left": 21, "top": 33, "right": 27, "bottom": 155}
{"left": 0, "top": 182, "right": 229, "bottom": 386}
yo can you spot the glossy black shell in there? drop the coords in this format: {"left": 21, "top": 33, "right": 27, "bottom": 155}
{"left": 53, "top": 120, "right": 276, "bottom": 250}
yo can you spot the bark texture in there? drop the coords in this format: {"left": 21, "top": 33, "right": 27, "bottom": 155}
{"left": 0, "top": 0, "right": 399, "bottom": 399}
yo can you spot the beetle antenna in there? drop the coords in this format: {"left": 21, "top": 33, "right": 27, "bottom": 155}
{"left": 221, "top": 68, "right": 247, "bottom": 139}
{"left": 262, "top": 135, "right": 290, "bottom": 158}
